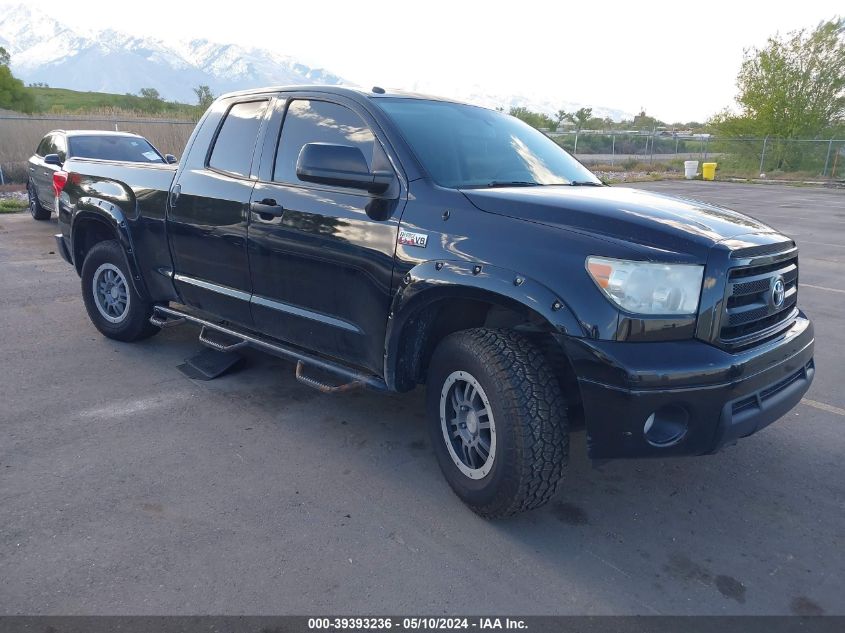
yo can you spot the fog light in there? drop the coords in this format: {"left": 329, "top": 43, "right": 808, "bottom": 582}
{"left": 644, "top": 405, "right": 689, "bottom": 447}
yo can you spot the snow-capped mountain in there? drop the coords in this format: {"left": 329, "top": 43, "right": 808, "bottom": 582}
{"left": 0, "top": 3, "right": 631, "bottom": 120}
{"left": 0, "top": 4, "right": 344, "bottom": 103}
{"left": 412, "top": 83, "right": 632, "bottom": 123}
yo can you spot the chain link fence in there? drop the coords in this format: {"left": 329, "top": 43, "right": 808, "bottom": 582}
{"left": 0, "top": 113, "right": 195, "bottom": 184}
{"left": 552, "top": 131, "right": 845, "bottom": 181}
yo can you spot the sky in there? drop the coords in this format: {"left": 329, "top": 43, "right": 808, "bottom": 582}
{"left": 1, "top": 0, "right": 841, "bottom": 121}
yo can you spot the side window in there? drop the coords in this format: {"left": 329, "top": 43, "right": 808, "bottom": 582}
{"left": 35, "top": 136, "right": 51, "bottom": 157}
{"left": 53, "top": 135, "right": 67, "bottom": 162}
{"left": 208, "top": 100, "right": 269, "bottom": 177}
{"left": 274, "top": 99, "right": 386, "bottom": 184}
{"left": 45, "top": 135, "right": 59, "bottom": 156}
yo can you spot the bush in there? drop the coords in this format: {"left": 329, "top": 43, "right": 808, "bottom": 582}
{"left": 0, "top": 197, "right": 27, "bottom": 213}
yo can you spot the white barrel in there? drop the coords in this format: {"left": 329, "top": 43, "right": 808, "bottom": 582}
{"left": 684, "top": 160, "right": 699, "bottom": 179}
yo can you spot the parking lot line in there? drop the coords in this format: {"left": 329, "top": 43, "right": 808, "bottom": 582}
{"left": 801, "top": 398, "right": 845, "bottom": 417}
{"left": 801, "top": 283, "right": 845, "bottom": 295}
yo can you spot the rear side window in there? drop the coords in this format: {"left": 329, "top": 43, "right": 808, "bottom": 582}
{"left": 35, "top": 136, "right": 51, "bottom": 157}
{"left": 274, "top": 99, "right": 384, "bottom": 183}
{"left": 208, "top": 100, "right": 269, "bottom": 177}
{"left": 68, "top": 136, "right": 163, "bottom": 163}
{"left": 37, "top": 134, "right": 59, "bottom": 157}
{"left": 53, "top": 135, "right": 68, "bottom": 162}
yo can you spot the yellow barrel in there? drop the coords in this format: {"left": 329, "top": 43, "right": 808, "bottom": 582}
{"left": 702, "top": 162, "right": 717, "bottom": 181}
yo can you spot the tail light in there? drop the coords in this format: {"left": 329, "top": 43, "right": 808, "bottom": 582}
{"left": 53, "top": 170, "right": 69, "bottom": 197}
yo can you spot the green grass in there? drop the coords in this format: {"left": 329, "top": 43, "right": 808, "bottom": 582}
{"left": 0, "top": 198, "right": 27, "bottom": 213}
{"left": 28, "top": 87, "right": 200, "bottom": 119}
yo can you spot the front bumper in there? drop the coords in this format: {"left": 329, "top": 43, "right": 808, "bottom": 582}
{"left": 561, "top": 313, "right": 814, "bottom": 459}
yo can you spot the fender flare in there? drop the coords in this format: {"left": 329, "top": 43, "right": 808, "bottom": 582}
{"left": 71, "top": 197, "right": 149, "bottom": 300}
{"left": 383, "top": 260, "right": 585, "bottom": 390}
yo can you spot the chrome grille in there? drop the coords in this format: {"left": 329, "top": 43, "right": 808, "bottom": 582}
{"left": 720, "top": 248, "right": 799, "bottom": 347}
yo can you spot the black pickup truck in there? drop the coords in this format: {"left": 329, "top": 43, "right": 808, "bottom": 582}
{"left": 54, "top": 86, "right": 815, "bottom": 517}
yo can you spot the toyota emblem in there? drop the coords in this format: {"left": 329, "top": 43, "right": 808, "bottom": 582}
{"left": 771, "top": 277, "right": 786, "bottom": 308}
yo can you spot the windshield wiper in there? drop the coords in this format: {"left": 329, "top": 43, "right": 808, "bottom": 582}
{"left": 482, "top": 181, "right": 542, "bottom": 188}
{"left": 568, "top": 180, "right": 603, "bottom": 186}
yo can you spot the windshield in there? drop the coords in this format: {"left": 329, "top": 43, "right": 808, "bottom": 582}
{"left": 68, "top": 135, "right": 165, "bottom": 163}
{"left": 376, "top": 98, "right": 601, "bottom": 189}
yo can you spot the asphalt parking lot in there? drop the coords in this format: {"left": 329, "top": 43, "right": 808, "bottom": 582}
{"left": 1, "top": 182, "right": 843, "bottom": 616}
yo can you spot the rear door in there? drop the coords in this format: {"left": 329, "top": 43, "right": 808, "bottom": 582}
{"left": 247, "top": 94, "right": 406, "bottom": 373}
{"left": 167, "top": 97, "right": 272, "bottom": 328}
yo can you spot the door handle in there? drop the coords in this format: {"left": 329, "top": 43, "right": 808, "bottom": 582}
{"left": 250, "top": 199, "right": 284, "bottom": 220}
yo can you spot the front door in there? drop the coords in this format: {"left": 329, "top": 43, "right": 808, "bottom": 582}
{"left": 247, "top": 96, "right": 405, "bottom": 374}
{"left": 167, "top": 98, "right": 271, "bottom": 327}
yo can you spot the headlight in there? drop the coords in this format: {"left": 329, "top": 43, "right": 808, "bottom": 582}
{"left": 586, "top": 256, "right": 704, "bottom": 315}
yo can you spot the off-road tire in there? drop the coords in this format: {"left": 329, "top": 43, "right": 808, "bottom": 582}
{"left": 426, "top": 328, "right": 569, "bottom": 517}
{"left": 80, "top": 240, "right": 159, "bottom": 342}
{"left": 28, "top": 181, "right": 51, "bottom": 221}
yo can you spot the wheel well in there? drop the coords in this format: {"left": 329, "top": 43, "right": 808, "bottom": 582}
{"left": 73, "top": 218, "right": 116, "bottom": 274}
{"left": 392, "top": 296, "right": 584, "bottom": 426}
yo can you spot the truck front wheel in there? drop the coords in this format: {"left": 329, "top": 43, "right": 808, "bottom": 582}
{"left": 80, "top": 240, "right": 159, "bottom": 342}
{"left": 426, "top": 328, "right": 569, "bottom": 517}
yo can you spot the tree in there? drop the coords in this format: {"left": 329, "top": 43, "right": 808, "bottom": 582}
{"left": 508, "top": 106, "right": 555, "bottom": 130}
{"left": 564, "top": 107, "right": 593, "bottom": 153}
{"left": 632, "top": 109, "right": 659, "bottom": 129}
{"left": 193, "top": 84, "right": 215, "bottom": 110}
{"left": 137, "top": 87, "right": 163, "bottom": 113}
{"left": 555, "top": 109, "right": 569, "bottom": 130}
{"left": 138, "top": 87, "right": 161, "bottom": 101}
{"left": 0, "top": 47, "right": 36, "bottom": 113}
{"left": 568, "top": 107, "right": 593, "bottom": 132}
{"left": 713, "top": 18, "right": 844, "bottom": 140}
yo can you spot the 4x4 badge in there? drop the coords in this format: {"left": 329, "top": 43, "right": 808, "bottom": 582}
{"left": 399, "top": 230, "right": 428, "bottom": 248}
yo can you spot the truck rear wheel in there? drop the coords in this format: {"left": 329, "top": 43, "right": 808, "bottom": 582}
{"left": 80, "top": 240, "right": 159, "bottom": 342}
{"left": 426, "top": 328, "right": 568, "bottom": 517}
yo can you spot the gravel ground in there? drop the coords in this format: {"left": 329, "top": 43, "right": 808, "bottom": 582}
{"left": 0, "top": 190, "right": 27, "bottom": 202}
{"left": 593, "top": 170, "right": 669, "bottom": 183}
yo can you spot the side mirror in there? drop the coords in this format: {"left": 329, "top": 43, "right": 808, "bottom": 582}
{"left": 165, "top": 154, "right": 178, "bottom": 164}
{"left": 44, "top": 153, "right": 63, "bottom": 166}
{"left": 296, "top": 142, "right": 393, "bottom": 194}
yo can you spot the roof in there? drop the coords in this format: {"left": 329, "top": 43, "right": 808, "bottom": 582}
{"left": 47, "top": 130, "right": 146, "bottom": 138}
{"left": 216, "top": 84, "right": 469, "bottom": 106}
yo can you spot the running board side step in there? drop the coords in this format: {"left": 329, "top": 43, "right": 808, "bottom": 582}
{"left": 150, "top": 313, "right": 186, "bottom": 329}
{"left": 295, "top": 361, "right": 362, "bottom": 393}
{"left": 198, "top": 326, "right": 248, "bottom": 353}
{"left": 151, "top": 305, "right": 387, "bottom": 392}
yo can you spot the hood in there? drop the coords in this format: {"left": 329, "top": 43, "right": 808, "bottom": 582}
{"left": 461, "top": 186, "right": 775, "bottom": 257}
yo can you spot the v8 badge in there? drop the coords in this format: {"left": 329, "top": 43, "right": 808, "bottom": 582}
{"left": 398, "top": 229, "right": 428, "bottom": 248}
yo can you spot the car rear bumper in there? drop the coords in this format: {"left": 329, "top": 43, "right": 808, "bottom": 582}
{"left": 54, "top": 233, "right": 72, "bottom": 265}
{"left": 560, "top": 314, "right": 815, "bottom": 459}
